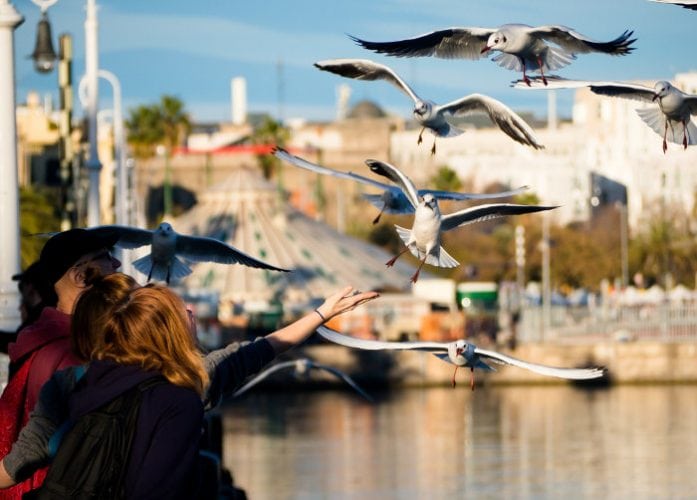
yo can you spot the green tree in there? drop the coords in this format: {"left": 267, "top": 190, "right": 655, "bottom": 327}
{"left": 20, "top": 187, "right": 60, "bottom": 267}
{"left": 429, "top": 165, "right": 462, "bottom": 192}
{"left": 125, "top": 95, "right": 191, "bottom": 217}
{"left": 251, "top": 117, "right": 289, "bottom": 180}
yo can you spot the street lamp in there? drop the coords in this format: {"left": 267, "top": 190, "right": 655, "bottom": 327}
{"left": 29, "top": 9, "right": 57, "bottom": 73}
{"left": 27, "top": 0, "right": 102, "bottom": 226}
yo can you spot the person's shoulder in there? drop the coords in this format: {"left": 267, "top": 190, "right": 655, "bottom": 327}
{"left": 146, "top": 381, "right": 202, "bottom": 409}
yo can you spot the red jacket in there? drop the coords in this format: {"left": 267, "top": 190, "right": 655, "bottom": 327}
{"left": 0, "top": 308, "right": 82, "bottom": 498}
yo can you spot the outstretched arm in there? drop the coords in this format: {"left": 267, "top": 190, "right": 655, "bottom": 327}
{"left": 265, "top": 286, "right": 379, "bottom": 355}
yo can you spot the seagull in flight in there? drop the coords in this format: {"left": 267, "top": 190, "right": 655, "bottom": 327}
{"left": 349, "top": 25, "right": 635, "bottom": 86}
{"left": 273, "top": 147, "right": 529, "bottom": 224}
{"left": 513, "top": 76, "right": 697, "bottom": 153}
{"left": 364, "top": 159, "right": 555, "bottom": 283}
{"left": 232, "top": 358, "right": 374, "bottom": 402}
{"left": 88, "top": 222, "right": 291, "bottom": 284}
{"left": 650, "top": 0, "right": 697, "bottom": 10}
{"left": 318, "top": 326, "right": 605, "bottom": 390}
{"left": 314, "top": 58, "right": 544, "bottom": 154}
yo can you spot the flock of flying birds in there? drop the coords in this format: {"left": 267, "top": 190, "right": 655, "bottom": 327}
{"left": 75, "top": 7, "right": 697, "bottom": 391}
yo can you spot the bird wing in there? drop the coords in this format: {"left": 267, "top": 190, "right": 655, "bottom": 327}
{"left": 175, "top": 234, "right": 290, "bottom": 272}
{"left": 685, "top": 95, "right": 697, "bottom": 116}
{"left": 311, "top": 362, "right": 374, "bottom": 402}
{"left": 348, "top": 28, "right": 494, "bottom": 60}
{"left": 651, "top": 0, "right": 697, "bottom": 9}
{"left": 88, "top": 225, "right": 153, "bottom": 249}
{"left": 474, "top": 347, "right": 606, "bottom": 380}
{"left": 441, "top": 203, "right": 556, "bottom": 232}
{"left": 232, "top": 361, "right": 297, "bottom": 397}
{"left": 419, "top": 185, "right": 530, "bottom": 201}
{"left": 314, "top": 58, "right": 421, "bottom": 104}
{"left": 364, "top": 159, "right": 421, "bottom": 209}
{"left": 317, "top": 326, "right": 447, "bottom": 353}
{"left": 438, "top": 94, "right": 544, "bottom": 149}
{"left": 513, "top": 76, "right": 656, "bottom": 104}
{"left": 531, "top": 26, "right": 636, "bottom": 55}
{"left": 273, "top": 147, "right": 356, "bottom": 182}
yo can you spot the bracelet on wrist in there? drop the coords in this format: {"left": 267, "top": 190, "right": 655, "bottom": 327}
{"left": 314, "top": 309, "right": 327, "bottom": 322}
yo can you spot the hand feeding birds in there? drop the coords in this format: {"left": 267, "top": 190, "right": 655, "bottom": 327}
{"left": 362, "top": 158, "right": 556, "bottom": 283}
{"left": 313, "top": 58, "right": 544, "bottom": 154}
{"left": 348, "top": 24, "right": 635, "bottom": 86}
{"left": 85, "top": 222, "right": 291, "bottom": 284}
{"left": 273, "top": 147, "right": 530, "bottom": 224}
{"left": 512, "top": 76, "right": 697, "bottom": 153}
{"left": 317, "top": 326, "right": 606, "bottom": 390}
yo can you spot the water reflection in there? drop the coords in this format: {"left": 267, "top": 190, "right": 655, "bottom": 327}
{"left": 221, "top": 386, "right": 697, "bottom": 499}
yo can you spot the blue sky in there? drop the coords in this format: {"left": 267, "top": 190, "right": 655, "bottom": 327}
{"left": 12, "top": 0, "right": 697, "bottom": 124}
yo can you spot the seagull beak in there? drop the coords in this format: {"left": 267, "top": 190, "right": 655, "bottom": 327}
{"left": 652, "top": 93, "right": 659, "bottom": 102}
{"left": 480, "top": 45, "right": 491, "bottom": 54}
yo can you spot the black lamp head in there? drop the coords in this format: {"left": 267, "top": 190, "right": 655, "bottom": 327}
{"left": 30, "top": 11, "right": 57, "bottom": 73}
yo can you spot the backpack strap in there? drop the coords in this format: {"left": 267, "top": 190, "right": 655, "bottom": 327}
{"left": 47, "top": 374, "right": 166, "bottom": 458}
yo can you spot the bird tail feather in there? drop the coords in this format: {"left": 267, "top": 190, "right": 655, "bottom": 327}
{"left": 132, "top": 254, "right": 153, "bottom": 279}
{"left": 132, "top": 254, "right": 192, "bottom": 283}
{"left": 394, "top": 225, "right": 459, "bottom": 268}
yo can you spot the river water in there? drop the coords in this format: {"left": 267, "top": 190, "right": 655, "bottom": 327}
{"left": 221, "top": 385, "right": 697, "bottom": 499}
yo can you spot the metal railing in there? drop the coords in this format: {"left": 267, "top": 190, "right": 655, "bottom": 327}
{"left": 520, "top": 300, "right": 697, "bottom": 343}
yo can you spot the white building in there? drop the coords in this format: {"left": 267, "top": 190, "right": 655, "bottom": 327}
{"left": 389, "top": 72, "right": 697, "bottom": 230}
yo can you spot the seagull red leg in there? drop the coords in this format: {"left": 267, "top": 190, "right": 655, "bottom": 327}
{"left": 522, "top": 60, "right": 531, "bottom": 87}
{"left": 386, "top": 248, "right": 409, "bottom": 267}
{"left": 451, "top": 366, "right": 458, "bottom": 387}
{"left": 663, "top": 122, "right": 669, "bottom": 154}
{"left": 373, "top": 206, "right": 386, "bottom": 224}
{"left": 417, "top": 127, "right": 425, "bottom": 145}
{"left": 470, "top": 367, "right": 475, "bottom": 392}
{"left": 431, "top": 138, "right": 437, "bottom": 155}
{"left": 410, "top": 256, "right": 428, "bottom": 283}
{"left": 683, "top": 120, "right": 689, "bottom": 150}
{"left": 536, "top": 57, "right": 548, "bottom": 86}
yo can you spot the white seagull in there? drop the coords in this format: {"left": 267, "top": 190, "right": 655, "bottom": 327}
{"left": 365, "top": 159, "right": 555, "bottom": 283}
{"left": 318, "top": 325, "right": 606, "bottom": 390}
{"left": 273, "top": 147, "right": 529, "bottom": 224}
{"left": 88, "top": 222, "right": 291, "bottom": 284}
{"left": 349, "top": 25, "right": 635, "bottom": 86}
{"left": 513, "top": 76, "right": 697, "bottom": 153}
{"left": 650, "top": 0, "right": 697, "bottom": 9}
{"left": 314, "top": 58, "right": 544, "bottom": 154}
{"left": 232, "top": 358, "right": 374, "bottom": 402}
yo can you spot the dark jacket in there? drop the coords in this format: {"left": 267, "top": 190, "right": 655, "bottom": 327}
{"left": 68, "top": 360, "right": 204, "bottom": 499}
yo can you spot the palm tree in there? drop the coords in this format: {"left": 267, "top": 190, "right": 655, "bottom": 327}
{"left": 251, "top": 117, "right": 289, "bottom": 180}
{"left": 125, "top": 95, "right": 191, "bottom": 218}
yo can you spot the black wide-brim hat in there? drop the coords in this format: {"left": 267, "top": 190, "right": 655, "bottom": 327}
{"left": 38, "top": 228, "right": 120, "bottom": 285}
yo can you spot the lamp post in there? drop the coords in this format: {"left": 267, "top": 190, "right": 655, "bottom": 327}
{"left": 29, "top": 0, "right": 102, "bottom": 226}
{"left": 78, "top": 70, "right": 132, "bottom": 275}
{"left": 84, "top": 0, "right": 101, "bottom": 226}
{"left": 0, "top": 0, "right": 23, "bottom": 331}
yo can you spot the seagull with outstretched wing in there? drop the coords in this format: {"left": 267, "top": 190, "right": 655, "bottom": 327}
{"left": 650, "top": 0, "right": 697, "bottom": 10}
{"left": 317, "top": 325, "right": 606, "bottom": 390}
{"left": 88, "top": 222, "right": 291, "bottom": 284}
{"left": 232, "top": 358, "right": 374, "bottom": 402}
{"left": 314, "top": 58, "right": 544, "bottom": 154}
{"left": 363, "top": 159, "right": 555, "bottom": 282}
{"left": 273, "top": 147, "right": 529, "bottom": 223}
{"left": 349, "top": 24, "right": 635, "bottom": 85}
{"left": 512, "top": 76, "right": 697, "bottom": 153}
